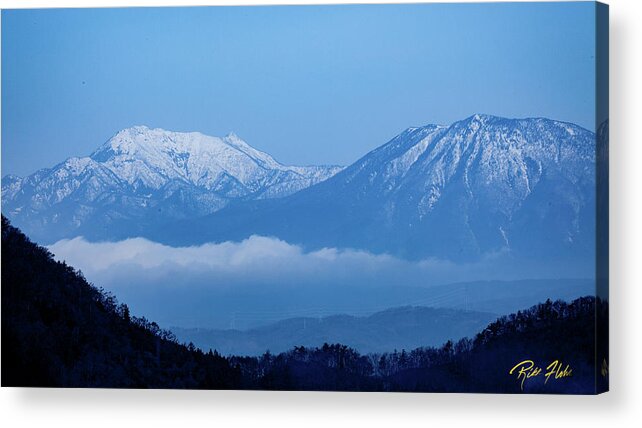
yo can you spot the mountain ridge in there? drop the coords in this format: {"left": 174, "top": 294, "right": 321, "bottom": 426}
{"left": 2, "top": 126, "right": 342, "bottom": 243}
{"left": 171, "top": 305, "right": 498, "bottom": 356}
{"left": 2, "top": 114, "right": 598, "bottom": 272}
{"left": 149, "top": 114, "right": 596, "bottom": 268}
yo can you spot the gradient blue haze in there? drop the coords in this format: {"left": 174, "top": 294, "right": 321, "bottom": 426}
{"left": 2, "top": 2, "right": 596, "bottom": 176}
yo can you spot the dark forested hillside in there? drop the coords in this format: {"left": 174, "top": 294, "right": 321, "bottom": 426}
{"left": 1, "top": 216, "right": 240, "bottom": 388}
{"left": 1, "top": 216, "right": 607, "bottom": 392}
{"left": 228, "top": 296, "right": 608, "bottom": 393}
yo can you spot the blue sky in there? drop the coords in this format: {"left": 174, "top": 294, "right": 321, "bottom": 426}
{"left": 2, "top": 2, "right": 596, "bottom": 176}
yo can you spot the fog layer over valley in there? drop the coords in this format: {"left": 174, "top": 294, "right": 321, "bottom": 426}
{"left": 48, "top": 236, "right": 593, "bottom": 331}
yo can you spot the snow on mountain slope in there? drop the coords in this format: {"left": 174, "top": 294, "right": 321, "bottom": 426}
{"left": 1, "top": 126, "right": 342, "bottom": 243}
{"left": 3, "top": 115, "right": 597, "bottom": 272}
{"left": 161, "top": 114, "right": 596, "bottom": 267}
{"left": 90, "top": 126, "right": 340, "bottom": 194}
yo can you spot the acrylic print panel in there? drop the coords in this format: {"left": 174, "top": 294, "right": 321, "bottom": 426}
{"left": 0, "top": 1, "right": 609, "bottom": 394}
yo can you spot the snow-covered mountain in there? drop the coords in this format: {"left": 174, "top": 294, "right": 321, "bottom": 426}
{"left": 1, "top": 126, "right": 342, "bottom": 243}
{"left": 3, "top": 115, "right": 598, "bottom": 271}
{"left": 157, "top": 114, "right": 597, "bottom": 267}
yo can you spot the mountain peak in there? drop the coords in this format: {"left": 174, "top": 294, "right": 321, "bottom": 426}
{"left": 470, "top": 113, "right": 492, "bottom": 121}
{"left": 125, "top": 124, "right": 152, "bottom": 132}
{"left": 111, "top": 125, "right": 158, "bottom": 139}
{"left": 2, "top": 115, "right": 595, "bottom": 257}
{"left": 458, "top": 113, "right": 499, "bottom": 128}
{"left": 2, "top": 125, "right": 343, "bottom": 242}
{"left": 182, "top": 115, "right": 596, "bottom": 264}
{"left": 404, "top": 123, "right": 446, "bottom": 133}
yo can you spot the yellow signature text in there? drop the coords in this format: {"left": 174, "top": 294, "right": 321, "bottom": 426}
{"left": 509, "top": 359, "right": 572, "bottom": 391}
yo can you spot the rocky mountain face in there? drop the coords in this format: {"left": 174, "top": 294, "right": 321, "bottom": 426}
{"left": 1, "top": 126, "right": 342, "bottom": 243}
{"left": 156, "top": 114, "right": 596, "bottom": 265}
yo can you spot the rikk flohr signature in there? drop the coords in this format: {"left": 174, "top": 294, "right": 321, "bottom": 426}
{"left": 509, "top": 360, "right": 573, "bottom": 391}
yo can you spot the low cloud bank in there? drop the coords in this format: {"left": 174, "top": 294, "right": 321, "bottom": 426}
{"left": 48, "top": 235, "right": 502, "bottom": 289}
{"left": 46, "top": 236, "right": 564, "bottom": 329}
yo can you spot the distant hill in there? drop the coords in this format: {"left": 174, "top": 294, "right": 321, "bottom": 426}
{"left": 171, "top": 306, "right": 498, "bottom": 355}
{"left": 408, "top": 278, "right": 595, "bottom": 315}
{"left": 97, "top": 277, "right": 592, "bottom": 331}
